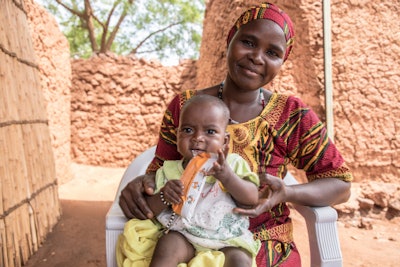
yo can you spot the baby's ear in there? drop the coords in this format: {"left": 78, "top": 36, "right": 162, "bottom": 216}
{"left": 222, "top": 132, "right": 230, "bottom": 156}
{"left": 224, "top": 132, "right": 230, "bottom": 145}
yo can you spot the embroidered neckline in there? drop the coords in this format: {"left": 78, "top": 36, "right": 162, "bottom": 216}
{"left": 218, "top": 81, "right": 266, "bottom": 124}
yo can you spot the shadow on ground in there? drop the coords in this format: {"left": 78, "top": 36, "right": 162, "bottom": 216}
{"left": 24, "top": 200, "right": 111, "bottom": 267}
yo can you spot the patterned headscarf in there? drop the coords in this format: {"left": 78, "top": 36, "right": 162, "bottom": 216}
{"left": 227, "top": 2, "right": 295, "bottom": 62}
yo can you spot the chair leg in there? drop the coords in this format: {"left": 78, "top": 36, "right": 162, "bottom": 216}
{"left": 106, "top": 229, "right": 123, "bottom": 267}
{"left": 294, "top": 204, "right": 342, "bottom": 267}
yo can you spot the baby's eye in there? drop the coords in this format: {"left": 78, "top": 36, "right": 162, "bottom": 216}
{"left": 206, "top": 129, "right": 217, "bottom": 135}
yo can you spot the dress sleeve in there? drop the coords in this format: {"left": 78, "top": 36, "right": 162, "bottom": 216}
{"left": 228, "top": 154, "right": 260, "bottom": 187}
{"left": 285, "top": 96, "right": 353, "bottom": 182}
{"left": 146, "top": 94, "right": 182, "bottom": 173}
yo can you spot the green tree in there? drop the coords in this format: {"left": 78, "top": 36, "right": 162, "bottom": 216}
{"left": 39, "top": 0, "right": 204, "bottom": 64}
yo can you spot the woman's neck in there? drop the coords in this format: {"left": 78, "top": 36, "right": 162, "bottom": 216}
{"left": 219, "top": 81, "right": 267, "bottom": 123}
{"left": 219, "top": 80, "right": 264, "bottom": 106}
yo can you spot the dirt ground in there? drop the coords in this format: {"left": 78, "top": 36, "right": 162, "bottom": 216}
{"left": 23, "top": 163, "right": 399, "bottom": 267}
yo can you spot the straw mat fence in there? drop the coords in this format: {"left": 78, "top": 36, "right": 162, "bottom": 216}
{"left": 0, "top": 0, "right": 61, "bottom": 266}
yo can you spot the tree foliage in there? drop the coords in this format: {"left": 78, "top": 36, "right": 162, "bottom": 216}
{"left": 39, "top": 0, "right": 204, "bottom": 64}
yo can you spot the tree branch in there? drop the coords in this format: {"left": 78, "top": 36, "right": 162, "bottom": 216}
{"left": 55, "top": 0, "right": 84, "bottom": 18}
{"left": 135, "top": 48, "right": 161, "bottom": 54}
{"left": 84, "top": 0, "right": 99, "bottom": 52}
{"left": 101, "top": 1, "right": 133, "bottom": 52}
{"left": 103, "top": 11, "right": 129, "bottom": 52}
{"left": 130, "top": 21, "right": 182, "bottom": 54}
{"left": 99, "top": 1, "right": 118, "bottom": 50}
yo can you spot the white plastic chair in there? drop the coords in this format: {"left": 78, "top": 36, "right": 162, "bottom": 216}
{"left": 105, "top": 146, "right": 343, "bottom": 267}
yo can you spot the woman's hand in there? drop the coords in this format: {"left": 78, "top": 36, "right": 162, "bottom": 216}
{"left": 119, "top": 173, "right": 156, "bottom": 219}
{"left": 233, "top": 173, "right": 352, "bottom": 217}
{"left": 233, "top": 174, "right": 287, "bottom": 217}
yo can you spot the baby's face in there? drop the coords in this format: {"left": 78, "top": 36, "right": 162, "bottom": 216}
{"left": 177, "top": 103, "right": 227, "bottom": 160}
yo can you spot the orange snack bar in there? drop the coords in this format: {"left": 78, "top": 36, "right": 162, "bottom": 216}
{"left": 172, "top": 152, "right": 211, "bottom": 215}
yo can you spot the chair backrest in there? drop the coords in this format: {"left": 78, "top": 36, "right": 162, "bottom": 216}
{"left": 113, "top": 146, "right": 156, "bottom": 201}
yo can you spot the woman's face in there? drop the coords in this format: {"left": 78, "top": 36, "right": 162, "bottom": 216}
{"left": 177, "top": 103, "right": 228, "bottom": 161}
{"left": 226, "top": 19, "right": 287, "bottom": 90}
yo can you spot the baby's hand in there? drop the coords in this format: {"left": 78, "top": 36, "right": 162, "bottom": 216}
{"left": 205, "top": 149, "right": 229, "bottom": 178}
{"left": 160, "top": 180, "right": 184, "bottom": 205}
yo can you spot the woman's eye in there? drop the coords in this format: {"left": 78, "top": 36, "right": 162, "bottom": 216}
{"left": 242, "top": 40, "right": 254, "bottom": 47}
{"left": 182, "top": 127, "right": 193, "bottom": 133}
{"left": 266, "top": 50, "right": 278, "bottom": 57}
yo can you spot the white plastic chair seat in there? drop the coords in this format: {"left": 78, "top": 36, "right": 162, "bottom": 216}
{"left": 105, "top": 146, "right": 343, "bottom": 267}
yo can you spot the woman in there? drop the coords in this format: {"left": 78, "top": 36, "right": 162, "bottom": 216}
{"left": 118, "top": 2, "right": 352, "bottom": 266}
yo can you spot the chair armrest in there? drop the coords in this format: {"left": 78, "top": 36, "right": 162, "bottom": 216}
{"left": 284, "top": 172, "right": 343, "bottom": 267}
{"left": 112, "top": 146, "right": 157, "bottom": 202}
{"left": 106, "top": 204, "right": 128, "bottom": 230}
{"left": 105, "top": 146, "right": 156, "bottom": 267}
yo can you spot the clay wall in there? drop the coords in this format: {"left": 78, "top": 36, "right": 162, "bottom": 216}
{"left": 70, "top": 55, "right": 197, "bottom": 166}
{"left": 26, "top": 0, "right": 72, "bottom": 184}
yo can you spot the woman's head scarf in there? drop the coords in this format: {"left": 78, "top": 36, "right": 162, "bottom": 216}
{"left": 227, "top": 2, "right": 295, "bottom": 62}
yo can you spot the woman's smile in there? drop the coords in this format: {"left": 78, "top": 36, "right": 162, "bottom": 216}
{"left": 239, "top": 63, "right": 260, "bottom": 77}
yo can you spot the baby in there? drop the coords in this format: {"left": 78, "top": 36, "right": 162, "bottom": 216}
{"left": 146, "top": 94, "right": 260, "bottom": 267}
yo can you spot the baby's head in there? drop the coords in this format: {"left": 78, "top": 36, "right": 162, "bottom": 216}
{"left": 180, "top": 95, "right": 230, "bottom": 128}
{"left": 177, "top": 95, "right": 230, "bottom": 160}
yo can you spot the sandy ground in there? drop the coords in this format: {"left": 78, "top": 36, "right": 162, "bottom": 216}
{"left": 23, "top": 163, "right": 399, "bottom": 267}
